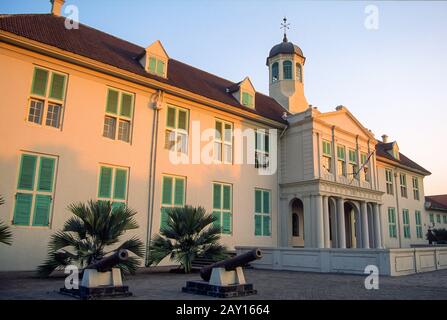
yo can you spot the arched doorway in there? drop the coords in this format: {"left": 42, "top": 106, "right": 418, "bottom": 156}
{"left": 328, "top": 197, "right": 338, "bottom": 248}
{"left": 290, "top": 198, "right": 304, "bottom": 247}
{"left": 344, "top": 201, "right": 360, "bottom": 248}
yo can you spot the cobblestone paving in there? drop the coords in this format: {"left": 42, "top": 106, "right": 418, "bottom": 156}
{"left": 1, "top": 268, "right": 446, "bottom": 300}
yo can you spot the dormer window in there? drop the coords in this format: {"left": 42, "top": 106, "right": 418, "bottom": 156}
{"left": 148, "top": 56, "right": 166, "bottom": 77}
{"left": 139, "top": 40, "right": 169, "bottom": 78}
{"left": 242, "top": 92, "right": 254, "bottom": 108}
{"left": 272, "top": 62, "right": 279, "bottom": 83}
{"left": 229, "top": 77, "right": 256, "bottom": 108}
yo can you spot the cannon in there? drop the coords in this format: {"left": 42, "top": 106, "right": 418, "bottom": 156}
{"left": 60, "top": 249, "right": 132, "bottom": 299}
{"left": 183, "top": 248, "right": 262, "bottom": 298}
{"left": 85, "top": 249, "right": 128, "bottom": 272}
{"left": 200, "top": 248, "right": 262, "bottom": 282}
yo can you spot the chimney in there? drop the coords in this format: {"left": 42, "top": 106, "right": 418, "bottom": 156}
{"left": 381, "top": 134, "right": 389, "bottom": 143}
{"left": 50, "top": 0, "right": 65, "bottom": 16}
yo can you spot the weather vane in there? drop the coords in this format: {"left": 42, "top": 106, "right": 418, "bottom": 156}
{"left": 281, "top": 17, "right": 290, "bottom": 42}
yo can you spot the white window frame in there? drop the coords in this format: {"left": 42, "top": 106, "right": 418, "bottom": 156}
{"left": 385, "top": 169, "right": 394, "bottom": 195}
{"left": 348, "top": 149, "right": 358, "bottom": 178}
{"left": 254, "top": 188, "right": 271, "bottom": 237}
{"left": 322, "top": 140, "right": 332, "bottom": 174}
{"left": 147, "top": 55, "right": 167, "bottom": 78}
{"left": 102, "top": 88, "right": 134, "bottom": 143}
{"left": 337, "top": 145, "right": 347, "bottom": 177}
{"left": 165, "top": 105, "right": 189, "bottom": 154}
{"left": 255, "top": 129, "right": 269, "bottom": 169}
{"left": 412, "top": 177, "right": 420, "bottom": 201}
{"left": 214, "top": 119, "right": 233, "bottom": 164}
{"left": 97, "top": 165, "right": 129, "bottom": 206}
{"left": 12, "top": 152, "right": 58, "bottom": 228}
{"left": 400, "top": 173, "right": 408, "bottom": 198}
{"left": 27, "top": 66, "right": 67, "bottom": 130}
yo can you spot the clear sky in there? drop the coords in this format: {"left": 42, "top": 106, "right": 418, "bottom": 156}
{"left": 2, "top": 0, "right": 446, "bottom": 195}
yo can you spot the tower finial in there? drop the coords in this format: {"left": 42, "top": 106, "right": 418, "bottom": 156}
{"left": 281, "top": 16, "right": 290, "bottom": 42}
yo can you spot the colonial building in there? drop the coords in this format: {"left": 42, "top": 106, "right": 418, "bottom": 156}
{"left": 0, "top": 1, "right": 435, "bottom": 271}
{"left": 425, "top": 195, "right": 447, "bottom": 230}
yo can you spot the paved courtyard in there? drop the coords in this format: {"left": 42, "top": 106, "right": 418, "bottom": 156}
{"left": 0, "top": 268, "right": 446, "bottom": 300}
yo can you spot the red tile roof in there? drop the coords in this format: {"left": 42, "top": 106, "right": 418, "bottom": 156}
{"left": 375, "top": 142, "right": 431, "bottom": 175}
{"left": 0, "top": 14, "right": 288, "bottom": 124}
{"left": 426, "top": 195, "right": 447, "bottom": 211}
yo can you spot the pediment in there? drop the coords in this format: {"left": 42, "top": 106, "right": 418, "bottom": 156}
{"left": 317, "top": 106, "right": 375, "bottom": 140}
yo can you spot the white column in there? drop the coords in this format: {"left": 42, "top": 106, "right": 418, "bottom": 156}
{"left": 360, "top": 201, "right": 370, "bottom": 249}
{"left": 323, "top": 196, "right": 330, "bottom": 248}
{"left": 337, "top": 197, "right": 346, "bottom": 248}
{"left": 279, "top": 197, "right": 290, "bottom": 247}
{"left": 303, "top": 196, "right": 313, "bottom": 248}
{"left": 315, "top": 195, "right": 324, "bottom": 248}
{"left": 373, "top": 203, "right": 383, "bottom": 248}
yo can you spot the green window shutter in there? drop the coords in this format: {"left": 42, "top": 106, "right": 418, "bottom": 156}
{"left": 212, "top": 211, "right": 221, "bottom": 230}
{"left": 255, "top": 190, "right": 262, "bottom": 213}
{"left": 160, "top": 207, "right": 169, "bottom": 230}
{"left": 177, "top": 109, "right": 187, "bottom": 130}
{"left": 222, "top": 212, "right": 231, "bottom": 234}
{"left": 37, "top": 157, "right": 55, "bottom": 192}
{"left": 323, "top": 141, "right": 331, "bottom": 156}
{"left": 213, "top": 183, "right": 221, "bottom": 209}
{"left": 32, "top": 195, "right": 52, "bottom": 226}
{"left": 262, "top": 191, "right": 270, "bottom": 214}
{"left": 49, "top": 73, "right": 66, "bottom": 100}
{"left": 120, "top": 93, "right": 133, "bottom": 118}
{"left": 162, "top": 176, "right": 173, "bottom": 205}
{"left": 223, "top": 185, "right": 231, "bottom": 210}
{"left": 263, "top": 216, "right": 271, "bottom": 236}
{"left": 13, "top": 193, "right": 33, "bottom": 226}
{"left": 113, "top": 169, "right": 127, "bottom": 200}
{"left": 31, "top": 68, "right": 49, "bottom": 96}
{"left": 149, "top": 57, "right": 157, "bottom": 73}
{"left": 98, "top": 166, "right": 113, "bottom": 198}
{"left": 174, "top": 178, "right": 185, "bottom": 206}
{"left": 215, "top": 121, "right": 222, "bottom": 139}
{"left": 166, "top": 107, "right": 176, "bottom": 128}
{"left": 242, "top": 92, "right": 248, "bottom": 106}
{"left": 106, "top": 89, "right": 119, "bottom": 114}
{"left": 254, "top": 215, "right": 262, "bottom": 236}
{"left": 18, "top": 154, "right": 37, "bottom": 191}
{"left": 157, "top": 60, "right": 165, "bottom": 76}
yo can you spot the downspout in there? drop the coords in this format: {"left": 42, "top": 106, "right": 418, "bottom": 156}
{"left": 145, "top": 90, "right": 164, "bottom": 265}
{"left": 277, "top": 124, "right": 288, "bottom": 247}
{"left": 394, "top": 169, "right": 402, "bottom": 248}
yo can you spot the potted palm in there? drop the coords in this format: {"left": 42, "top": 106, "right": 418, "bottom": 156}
{"left": 38, "top": 200, "right": 144, "bottom": 277}
{"left": 0, "top": 196, "right": 12, "bottom": 246}
{"left": 147, "top": 205, "right": 229, "bottom": 273}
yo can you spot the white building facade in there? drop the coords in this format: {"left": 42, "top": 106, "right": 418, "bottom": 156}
{"left": 0, "top": 4, "right": 435, "bottom": 272}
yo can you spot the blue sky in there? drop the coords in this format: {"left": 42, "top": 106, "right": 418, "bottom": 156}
{"left": 2, "top": 1, "right": 446, "bottom": 194}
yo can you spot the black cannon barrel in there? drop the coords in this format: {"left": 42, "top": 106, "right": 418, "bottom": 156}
{"left": 85, "top": 249, "right": 129, "bottom": 272}
{"left": 200, "top": 248, "right": 262, "bottom": 282}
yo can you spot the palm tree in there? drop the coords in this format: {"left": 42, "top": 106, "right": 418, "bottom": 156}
{"left": 0, "top": 196, "right": 12, "bottom": 246}
{"left": 38, "top": 200, "right": 145, "bottom": 277}
{"left": 147, "top": 205, "right": 229, "bottom": 273}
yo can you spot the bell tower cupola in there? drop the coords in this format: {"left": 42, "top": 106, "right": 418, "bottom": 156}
{"left": 267, "top": 18, "right": 309, "bottom": 114}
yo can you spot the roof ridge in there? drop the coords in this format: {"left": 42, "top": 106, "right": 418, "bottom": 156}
{"left": 0, "top": 13, "right": 146, "bottom": 52}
